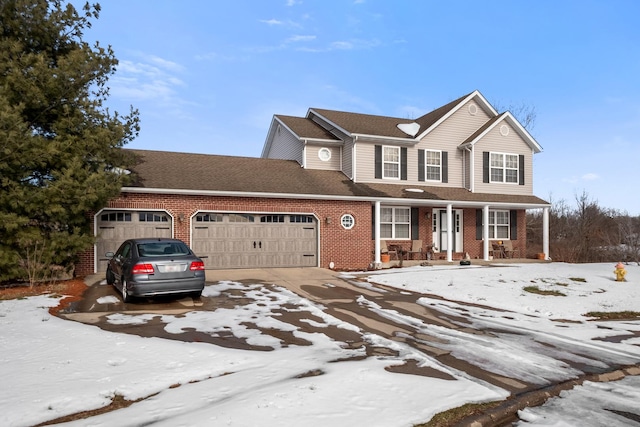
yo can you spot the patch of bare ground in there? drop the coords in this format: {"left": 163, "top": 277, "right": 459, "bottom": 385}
{"left": 0, "top": 278, "right": 87, "bottom": 315}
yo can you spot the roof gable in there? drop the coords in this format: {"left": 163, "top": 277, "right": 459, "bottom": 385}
{"left": 414, "top": 90, "right": 498, "bottom": 140}
{"left": 461, "top": 112, "right": 542, "bottom": 153}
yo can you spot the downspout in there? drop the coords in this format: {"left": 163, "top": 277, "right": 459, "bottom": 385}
{"left": 543, "top": 207, "right": 550, "bottom": 260}
{"left": 352, "top": 135, "right": 358, "bottom": 181}
{"left": 374, "top": 201, "right": 381, "bottom": 266}
{"left": 468, "top": 145, "right": 475, "bottom": 192}
{"left": 302, "top": 139, "right": 307, "bottom": 168}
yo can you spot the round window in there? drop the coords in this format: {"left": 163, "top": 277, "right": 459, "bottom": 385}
{"left": 318, "top": 147, "right": 331, "bottom": 162}
{"left": 341, "top": 214, "right": 355, "bottom": 230}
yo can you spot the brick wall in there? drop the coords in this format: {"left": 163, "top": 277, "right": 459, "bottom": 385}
{"left": 77, "top": 194, "right": 529, "bottom": 276}
{"left": 77, "top": 193, "right": 374, "bottom": 275}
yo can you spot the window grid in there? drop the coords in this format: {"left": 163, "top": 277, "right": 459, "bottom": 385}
{"left": 490, "top": 152, "right": 519, "bottom": 184}
{"left": 261, "top": 215, "right": 285, "bottom": 223}
{"left": 380, "top": 207, "right": 410, "bottom": 239}
{"left": 101, "top": 212, "right": 132, "bottom": 222}
{"left": 139, "top": 212, "right": 168, "bottom": 222}
{"left": 341, "top": 214, "right": 355, "bottom": 230}
{"left": 228, "top": 214, "right": 254, "bottom": 223}
{"left": 383, "top": 146, "right": 400, "bottom": 179}
{"left": 196, "top": 213, "right": 223, "bottom": 222}
{"left": 290, "top": 215, "right": 314, "bottom": 223}
{"left": 425, "top": 150, "right": 441, "bottom": 181}
{"left": 488, "top": 210, "right": 510, "bottom": 239}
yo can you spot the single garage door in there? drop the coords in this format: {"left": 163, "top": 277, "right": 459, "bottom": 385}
{"left": 96, "top": 210, "right": 172, "bottom": 272}
{"left": 191, "top": 212, "right": 317, "bottom": 269}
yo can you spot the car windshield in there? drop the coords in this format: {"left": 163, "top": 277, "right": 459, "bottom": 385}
{"left": 137, "top": 242, "right": 191, "bottom": 257}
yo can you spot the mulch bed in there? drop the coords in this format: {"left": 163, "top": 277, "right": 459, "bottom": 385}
{"left": 0, "top": 278, "right": 88, "bottom": 315}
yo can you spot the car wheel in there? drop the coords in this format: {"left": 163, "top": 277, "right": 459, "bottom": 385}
{"left": 106, "top": 268, "right": 115, "bottom": 285}
{"left": 191, "top": 290, "right": 202, "bottom": 299}
{"left": 121, "top": 278, "right": 131, "bottom": 303}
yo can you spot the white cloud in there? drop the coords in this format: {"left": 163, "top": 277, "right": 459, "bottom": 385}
{"left": 286, "top": 35, "right": 316, "bottom": 43}
{"left": 260, "top": 18, "right": 283, "bottom": 25}
{"left": 582, "top": 173, "right": 599, "bottom": 181}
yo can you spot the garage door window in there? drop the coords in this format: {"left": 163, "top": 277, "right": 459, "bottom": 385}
{"left": 139, "top": 212, "right": 168, "bottom": 222}
{"left": 290, "top": 215, "right": 314, "bottom": 223}
{"left": 101, "top": 212, "right": 131, "bottom": 222}
{"left": 261, "top": 215, "right": 285, "bottom": 223}
{"left": 196, "top": 214, "right": 223, "bottom": 222}
{"left": 228, "top": 214, "right": 255, "bottom": 222}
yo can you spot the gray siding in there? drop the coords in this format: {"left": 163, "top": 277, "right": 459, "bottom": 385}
{"left": 264, "top": 124, "right": 303, "bottom": 164}
{"left": 355, "top": 99, "right": 492, "bottom": 186}
{"left": 305, "top": 145, "right": 342, "bottom": 170}
{"left": 343, "top": 141, "right": 353, "bottom": 178}
{"left": 473, "top": 122, "right": 534, "bottom": 195}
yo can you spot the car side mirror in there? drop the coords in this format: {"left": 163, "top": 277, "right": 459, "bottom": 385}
{"left": 105, "top": 252, "right": 115, "bottom": 258}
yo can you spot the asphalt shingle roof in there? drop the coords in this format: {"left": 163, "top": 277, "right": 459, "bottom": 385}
{"left": 126, "top": 149, "right": 549, "bottom": 207}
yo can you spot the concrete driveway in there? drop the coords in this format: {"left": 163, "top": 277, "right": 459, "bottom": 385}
{"left": 61, "top": 267, "right": 639, "bottom": 425}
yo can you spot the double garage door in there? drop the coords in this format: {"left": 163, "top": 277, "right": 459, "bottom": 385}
{"left": 191, "top": 212, "right": 317, "bottom": 269}
{"left": 95, "top": 210, "right": 317, "bottom": 272}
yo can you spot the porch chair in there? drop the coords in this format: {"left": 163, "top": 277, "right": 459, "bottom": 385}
{"left": 502, "top": 241, "right": 521, "bottom": 258}
{"left": 491, "top": 241, "right": 505, "bottom": 259}
{"left": 407, "top": 240, "right": 423, "bottom": 260}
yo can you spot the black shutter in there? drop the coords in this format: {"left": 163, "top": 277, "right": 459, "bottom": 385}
{"left": 418, "top": 149, "right": 425, "bottom": 182}
{"left": 476, "top": 209, "right": 483, "bottom": 240}
{"left": 483, "top": 152, "right": 489, "bottom": 183}
{"left": 411, "top": 208, "right": 419, "bottom": 239}
{"left": 519, "top": 154, "right": 525, "bottom": 185}
{"left": 401, "top": 147, "right": 407, "bottom": 180}
{"left": 442, "top": 151, "right": 448, "bottom": 183}
{"left": 510, "top": 210, "right": 518, "bottom": 240}
{"left": 375, "top": 145, "right": 382, "bottom": 179}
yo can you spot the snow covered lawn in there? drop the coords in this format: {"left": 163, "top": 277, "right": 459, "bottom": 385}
{"left": 1, "top": 262, "right": 639, "bottom": 426}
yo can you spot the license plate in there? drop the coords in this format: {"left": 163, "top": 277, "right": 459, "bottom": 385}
{"left": 160, "top": 264, "right": 184, "bottom": 273}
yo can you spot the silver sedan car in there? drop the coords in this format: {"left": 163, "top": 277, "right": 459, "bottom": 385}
{"left": 105, "top": 238, "right": 205, "bottom": 302}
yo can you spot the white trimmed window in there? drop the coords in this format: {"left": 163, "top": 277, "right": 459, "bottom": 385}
{"left": 425, "top": 150, "right": 441, "bottom": 181}
{"left": 381, "top": 207, "right": 410, "bottom": 239}
{"left": 490, "top": 152, "right": 519, "bottom": 183}
{"left": 383, "top": 146, "right": 400, "bottom": 179}
{"left": 341, "top": 214, "right": 355, "bottom": 230}
{"left": 489, "top": 210, "right": 510, "bottom": 239}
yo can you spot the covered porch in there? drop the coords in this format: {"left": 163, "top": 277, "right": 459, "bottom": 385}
{"left": 371, "top": 200, "right": 551, "bottom": 268}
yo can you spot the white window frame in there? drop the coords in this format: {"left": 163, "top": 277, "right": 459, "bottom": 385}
{"left": 380, "top": 206, "right": 410, "bottom": 240}
{"left": 382, "top": 146, "right": 400, "bottom": 180}
{"left": 425, "top": 149, "right": 442, "bottom": 182}
{"left": 490, "top": 152, "right": 519, "bottom": 184}
{"left": 488, "top": 210, "right": 510, "bottom": 239}
{"left": 341, "top": 214, "right": 355, "bottom": 230}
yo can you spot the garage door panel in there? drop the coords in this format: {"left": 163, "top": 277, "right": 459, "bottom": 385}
{"left": 96, "top": 210, "right": 172, "bottom": 272}
{"left": 192, "top": 213, "right": 317, "bottom": 269}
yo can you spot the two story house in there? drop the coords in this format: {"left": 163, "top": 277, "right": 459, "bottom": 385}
{"left": 77, "top": 90, "right": 550, "bottom": 275}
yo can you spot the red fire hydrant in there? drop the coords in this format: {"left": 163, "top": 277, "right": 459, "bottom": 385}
{"left": 614, "top": 262, "right": 627, "bottom": 282}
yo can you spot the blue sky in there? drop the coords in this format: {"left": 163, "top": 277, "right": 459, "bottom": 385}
{"left": 81, "top": 1, "right": 640, "bottom": 214}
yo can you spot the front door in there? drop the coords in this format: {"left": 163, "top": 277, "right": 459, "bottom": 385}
{"left": 433, "top": 209, "right": 463, "bottom": 253}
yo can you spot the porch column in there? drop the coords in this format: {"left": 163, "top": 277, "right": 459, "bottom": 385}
{"left": 543, "top": 206, "right": 550, "bottom": 260}
{"left": 483, "top": 205, "right": 490, "bottom": 261}
{"left": 374, "top": 201, "right": 381, "bottom": 264}
{"left": 446, "top": 204, "right": 453, "bottom": 262}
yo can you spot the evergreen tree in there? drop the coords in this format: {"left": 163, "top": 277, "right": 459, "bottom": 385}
{"left": 0, "top": 0, "right": 139, "bottom": 281}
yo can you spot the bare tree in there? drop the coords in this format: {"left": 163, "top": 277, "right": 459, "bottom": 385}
{"left": 491, "top": 100, "right": 537, "bottom": 132}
